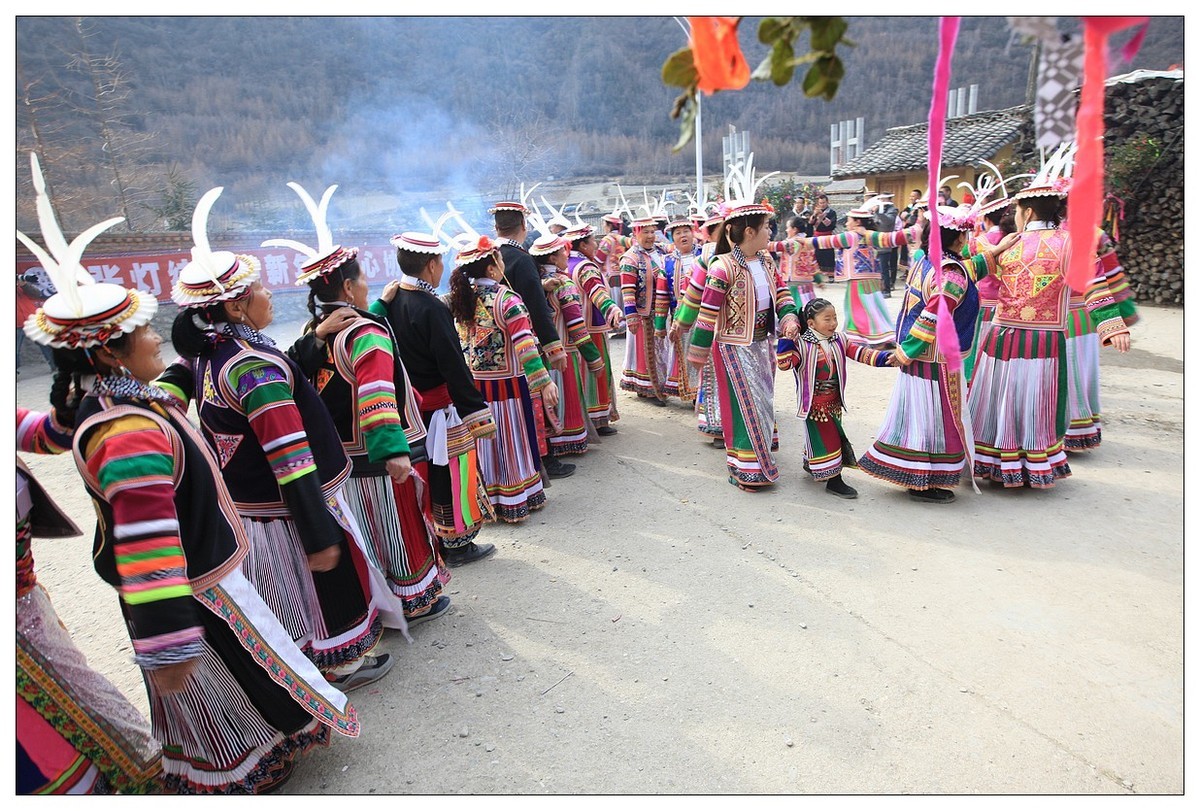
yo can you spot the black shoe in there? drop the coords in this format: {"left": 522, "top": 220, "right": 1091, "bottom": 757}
{"left": 803, "top": 458, "right": 811, "bottom": 473}
{"left": 908, "top": 488, "right": 956, "bottom": 503}
{"left": 712, "top": 436, "right": 725, "bottom": 448}
{"left": 643, "top": 397, "right": 666, "bottom": 407}
{"left": 826, "top": 476, "right": 858, "bottom": 499}
{"left": 407, "top": 594, "right": 451, "bottom": 627}
{"left": 542, "top": 456, "right": 576, "bottom": 479}
{"left": 597, "top": 425, "right": 618, "bottom": 436}
{"left": 441, "top": 541, "right": 497, "bottom": 567}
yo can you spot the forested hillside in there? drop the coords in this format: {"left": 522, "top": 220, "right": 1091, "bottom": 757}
{"left": 15, "top": 16, "right": 1183, "bottom": 232}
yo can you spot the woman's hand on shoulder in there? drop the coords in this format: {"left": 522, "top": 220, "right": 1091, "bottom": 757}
{"left": 314, "top": 307, "right": 359, "bottom": 341}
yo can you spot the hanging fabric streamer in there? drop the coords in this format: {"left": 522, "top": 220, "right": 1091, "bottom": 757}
{"left": 1035, "top": 32, "right": 1085, "bottom": 148}
{"left": 926, "top": 16, "right": 961, "bottom": 373}
{"left": 1065, "top": 16, "right": 1149, "bottom": 294}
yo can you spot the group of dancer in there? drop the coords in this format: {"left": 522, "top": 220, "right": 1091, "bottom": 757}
{"left": 15, "top": 139, "right": 1136, "bottom": 794}
{"left": 610, "top": 145, "right": 1134, "bottom": 503}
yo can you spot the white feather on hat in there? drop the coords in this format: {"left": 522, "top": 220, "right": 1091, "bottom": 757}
{"left": 260, "top": 183, "right": 358, "bottom": 285}
{"left": 171, "top": 187, "right": 261, "bottom": 308}
{"left": 18, "top": 151, "right": 156, "bottom": 348}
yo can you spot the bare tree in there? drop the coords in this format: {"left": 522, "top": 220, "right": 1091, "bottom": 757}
{"left": 61, "top": 17, "right": 160, "bottom": 231}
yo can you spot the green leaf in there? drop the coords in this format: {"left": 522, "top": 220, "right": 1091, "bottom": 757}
{"left": 662, "top": 47, "right": 698, "bottom": 88}
{"left": 758, "top": 17, "right": 789, "bottom": 45}
{"left": 771, "top": 41, "right": 795, "bottom": 85}
{"left": 810, "top": 17, "right": 848, "bottom": 53}
{"left": 672, "top": 94, "right": 698, "bottom": 152}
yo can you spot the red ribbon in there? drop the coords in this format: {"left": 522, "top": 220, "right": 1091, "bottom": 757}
{"left": 927, "top": 17, "right": 961, "bottom": 372}
{"left": 1065, "top": 17, "right": 1148, "bottom": 293}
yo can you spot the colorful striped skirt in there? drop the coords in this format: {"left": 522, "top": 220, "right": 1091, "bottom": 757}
{"left": 416, "top": 407, "right": 495, "bottom": 548}
{"left": 17, "top": 584, "right": 161, "bottom": 795}
{"left": 620, "top": 321, "right": 668, "bottom": 400}
{"left": 842, "top": 278, "right": 895, "bottom": 347}
{"left": 859, "top": 359, "right": 969, "bottom": 490}
{"left": 695, "top": 355, "right": 723, "bottom": 437}
{"left": 964, "top": 301, "right": 997, "bottom": 387}
{"left": 341, "top": 473, "right": 450, "bottom": 616}
{"left": 238, "top": 489, "right": 407, "bottom": 670}
{"left": 475, "top": 375, "right": 547, "bottom": 522}
{"left": 156, "top": 568, "right": 359, "bottom": 793}
{"left": 714, "top": 334, "right": 780, "bottom": 488}
{"left": 1063, "top": 308, "right": 1103, "bottom": 452}
{"left": 664, "top": 323, "right": 699, "bottom": 402}
{"left": 968, "top": 325, "right": 1071, "bottom": 488}
{"left": 801, "top": 386, "right": 856, "bottom": 482}
{"left": 582, "top": 332, "right": 619, "bottom": 428}
{"left": 549, "top": 351, "right": 591, "bottom": 455}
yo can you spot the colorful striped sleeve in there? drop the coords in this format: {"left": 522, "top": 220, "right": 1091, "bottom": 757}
{"left": 863, "top": 225, "right": 921, "bottom": 250}
{"left": 83, "top": 414, "right": 202, "bottom": 669}
{"left": 686, "top": 259, "right": 731, "bottom": 367}
{"left": 1080, "top": 268, "right": 1129, "bottom": 347}
{"left": 652, "top": 270, "right": 671, "bottom": 334}
{"left": 578, "top": 263, "right": 618, "bottom": 319}
{"left": 898, "top": 263, "right": 967, "bottom": 360}
{"left": 17, "top": 408, "right": 73, "bottom": 454}
{"left": 226, "top": 355, "right": 317, "bottom": 487}
{"left": 154, "top": 358, "right": 194, "bottom": 410}
{"left": 348, "top": 323, "right": 410, "bottom": 463}
{"left": 500, "top": 290, "right": 551, "bottom": 391}
{"left": 556, "top": 279, "right": 602, "bottom": 366}
{"left": 619, "top": 253, "right": 640, "bottom": 317}
{"left": 846, "top": 341, "right": 893, "bottom": 368}
{"left": 1096, "top": 231, "right": 1138, "bottom": 325}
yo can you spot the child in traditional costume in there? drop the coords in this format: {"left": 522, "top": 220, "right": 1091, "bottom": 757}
{"left": 162, "top": 188, "right": 406, "bottom": 691}
{"left": 20, "top": 156, "right": 359, "bottom": 793}
{"left": 776, "top": 298, "right": 895, "bottom": 499}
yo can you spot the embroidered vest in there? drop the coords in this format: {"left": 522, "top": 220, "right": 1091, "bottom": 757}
{"left": 74, "top": 395, "right": 246, "bottom": 591}
{"left": 709, "top": 252, "right": 784, "bottom": 345}
{"left": 194, "top": 338, "right": 351, "bottom": 514}
{"left": 314, "top": 316, "right": 429, "bottom": 476}
{"left": 994, "top": 229, "right": 1072, "bottom": 331}
{"left": 896, "top": 257, "right": 980, "bottom": 363}
{"left": 567, "top": 253, "right": 608, "bottom": 330}
{"left": 459, "top": 285, "right": 519, "bottom": 380}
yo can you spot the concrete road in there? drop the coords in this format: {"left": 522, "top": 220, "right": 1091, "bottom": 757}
{"left": 15, "top": 298, "right": 1183, "bottom": 794}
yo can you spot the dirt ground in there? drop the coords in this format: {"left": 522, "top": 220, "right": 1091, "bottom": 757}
{"left": 14, "top": 295, "right": 1183, "bottom": 795}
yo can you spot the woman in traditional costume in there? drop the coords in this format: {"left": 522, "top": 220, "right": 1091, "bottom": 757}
{"left": 16, "top": 408, "right": 161, "bottom": 795}
{"left": 529, "top": 211, "right": 605, "bottom": 456}
{"left": 563, "top": 214, "right": 623, "bottom": 435}
{"left": 274, "top": 183, "right": 451, "bottom": 624}
{"left": 675, "top": 154, "right": 801, "bottom": 490}
{"left": 19, "top": 154, "right": 359, "bottom": 793}
{"left": 662, "top": 214, "right": 704, "bottom": 403}
{"left": 445, "top": 228, "right": 558, "bottom": 522}
{"left": 162, "top": 188, "right": 405, "bottom": 690}
{"left": 779, "top": 214, "right": 825, "bottom": 310}
{"left": 968, "top": 143, "right": 1131, "bottom": 488}
{"left": 375, "top": 231, "right": 498, "bottom": 565}
{"left": 857, "top": 207, "right": 1014, "bottom": 503}
{"left": 618, "top": 198, "right": 672, "bottom": 406}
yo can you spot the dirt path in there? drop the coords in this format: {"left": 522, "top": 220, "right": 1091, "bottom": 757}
{"left": 15, "top": 300, "right": 1182, "bottom": 794}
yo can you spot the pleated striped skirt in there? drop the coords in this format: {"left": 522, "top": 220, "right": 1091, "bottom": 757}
{"left": 475, "top": 375, "right": 547, "bottom": 522}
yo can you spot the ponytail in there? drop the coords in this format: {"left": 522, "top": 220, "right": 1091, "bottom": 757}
{"left": 171, "top": 303, "right": 225, "bottom": 358}
{"left": 48, "top": 347, "right": 96, "bottom": 429}
{"left": 447, "top": 254, "right": 498, "bottom": 326}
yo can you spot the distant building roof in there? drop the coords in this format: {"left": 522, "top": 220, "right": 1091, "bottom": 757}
{"left": 1105, "top": 68, "right": 1183, "bottom": 85}
{"left": 831, "top": 104, "right": 1031, "bottom": 178}
{"left": 822, "top": 178, "right": 867, "bottom": 194}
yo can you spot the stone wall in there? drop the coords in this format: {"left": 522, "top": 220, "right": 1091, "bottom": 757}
{"left": 1007, "top": 74, "right": 1184, "bottom": 306}
{"left": 1103, "top": 75, "right": 1184, "bottom": 306}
